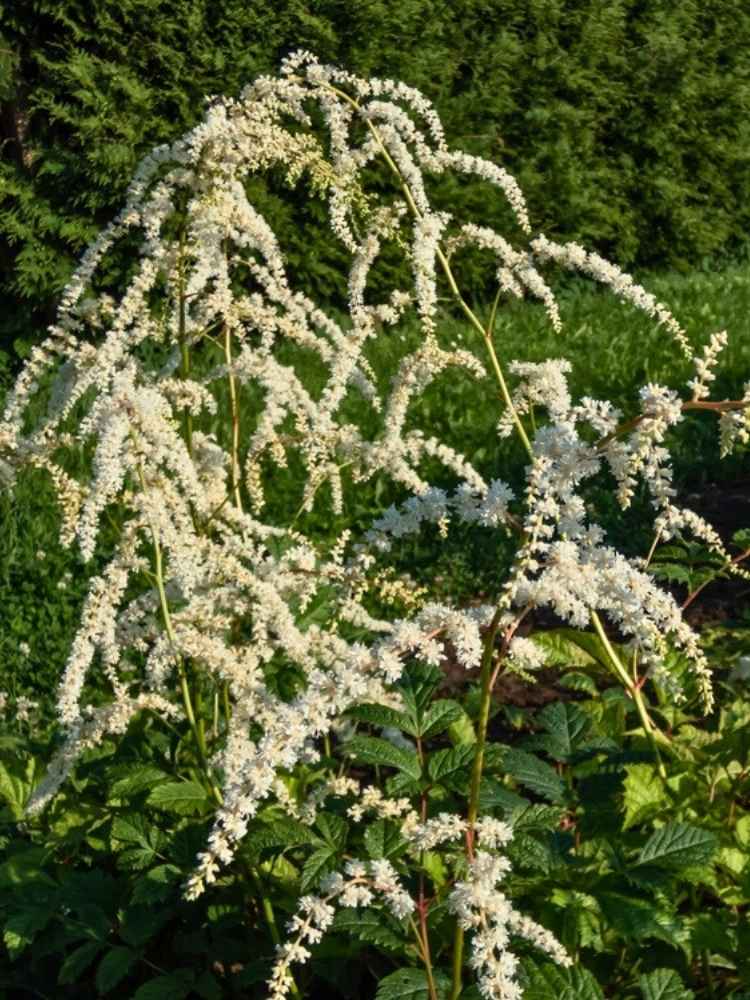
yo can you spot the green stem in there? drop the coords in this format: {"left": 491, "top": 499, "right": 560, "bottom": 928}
{"left": 247, "top": 865, "right": 303, "bottom": 1000}
{"left": 409, "top": 917, "right": 439, "bottom": 1000}
{"left": 590, "top": 611, "right": 668, "bottom": 781}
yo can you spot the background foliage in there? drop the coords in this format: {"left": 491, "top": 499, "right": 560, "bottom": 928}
{"left": 3, "top": 0, "right": 750, "bottom": 358}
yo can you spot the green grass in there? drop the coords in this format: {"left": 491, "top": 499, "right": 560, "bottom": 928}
{"left": 1, "top": 258, "right": 749, "bottom": 703}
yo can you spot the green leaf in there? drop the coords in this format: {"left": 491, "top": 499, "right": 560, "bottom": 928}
{"left": 558, "top": 671, "right": 599, "bottom": 696}
{"left": 0, "top": 846, "right": 56, "bottom": 890}
{"left": 531, "top": 702, "right": 591, "bottom": 762}
{"left": 333, "top": 907, "right": 405, "bottom": 952}
{"left": 314, "top": 813, "right": 348, "bottom": 850}
{"left": 58, "top": 940, "right": 103, "bottom": 985}
{"left": 420, "top": 699, "right": 463, "bottom": 739}
{"left": 636, "top": 823, "right": 717, "bottom": 870}
{"left": 447, "top": 707, "right": 476, "bottom": 745}
{"left": 526, "top": 629, "right": 598, "bottom": 669}
{"left": 301, "top": 847, "right": 339, "bottom": 891}
{"left": 96, "top": 946, "right": 138, "bottom": 993}
{"left": 194, "top": 970, "right": 223, "bottom": 1000}
{"left": 364, "top": 819, "right": 407, "bottom": 860}
{"left": 131, "top": 864, "right": 181, "bottom": 904}
{"left": 244, "top": 817, "right": 316, "bottom": 859}
{"left": 522, "top": 961, "right": 604, "bottom": 999}
{"left": 112, "top": 812, "right": 162, "bottom": 848}
{"left": 3, "top": 904, "right": 55, "bottom": 958}
{"left": 399, "top": 663, "right": 443, "bottom": 715}
{"left": 119, "top": 904, "right": 172, "bottom": 948}
{"left": 0, "top": 760, "right": 31, "bottom": 817}
{"left": 427, "top": 744, "right": 475, "bottom": 789}
{"left": 375, "top": 967, "right": 451, "bottom": 1000}
{"left": 346, "top": 702, "right": 416, "bottom": 735}
{"left": 421, "top": 850, "right": 448, "bottom": 888}
{"left": 508, "top": 832, "right": 555, "bottom": 873}
{"left": 596, "top": 892, "right": 677, "bottom": 944}
{"left": 147, "top": 780, "right": 210, "bottom": 815}
{"left": 133, "top": 970, "right": 194, "bottom": 1000}
{"left": 502, "top": 748, "right": 565, "bottom": 802}
{"left": 108, "top": 764, "right": 172, "bottom": 801}
{"left": 639, "top": 968, "right": 694, "bottom": 1000}
{"left": 511, "top": 803, "right": 565, "bottom": 832}
{"left": 343, "top": 736, "right": 422, "bottom": 780}
{"left": 622, "top": 764, "right": 667, "bottom": 830}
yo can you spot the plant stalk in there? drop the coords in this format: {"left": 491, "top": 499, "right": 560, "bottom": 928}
{"left": 450, "top": 605, "right": 505, "bottom": 1000}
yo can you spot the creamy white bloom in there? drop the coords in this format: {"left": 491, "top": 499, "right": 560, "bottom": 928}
{"left": 0, "top": 52, "right": 726, "bottom": 909}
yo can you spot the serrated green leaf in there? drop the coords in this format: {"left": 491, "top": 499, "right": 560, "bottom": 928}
{"left": 58, "top": 940, "right": 103, "bottom": 985}
{"left": 344, "top": 736, "right": 422, "bottom": 780}
{"left": 479, "top": 776, "right": 529, "bottom": 813}
{"left": 132, "top": 970, "right": 194, "bottom": 1000}
{"left": 147, "top": 780, "right": 210, "bottom": 815}
{"left": 314, "top": 813, "right": 348, "bottom": 850}
{"left": 364, "top": 819, "right": 407, "bottom": 860}
{"left": 346, "top": 702, "right": 416, "bottom": 735}
{"left": 96, "top": 946, "right": 138, "bottom": 993}
{"left": 558, "top": 671, "right": 599, "bottom": 696}
{"left": 420, "top": 700, "right": 463, "bottom": 739}
{"left": 622, "top": 764, "right": 667, "bottom": 830}
{"left": 511, "top": 803, "right": 565, "bottom": 831}
{"left": 508, "top": 832, "right": 555, "bottom": 873}
{"left": 596, "top": 892, "right": 675, "bottom": 943}
{"left": 421, "top": 850, "right": 448, "bottom": 887}
{"left": 301, "top": 847, "right": 338, "bottom": 891}
{"left": 108, "top": 765, "right": 172, "bottom": 801}
{"left": 375, "top": 966, "right": 451, "bottom": 1000}
{"left": 521, "top": 960, "right": 604, "bottom": 1000}
{"left": 526, "top": 629, "right": 598, "bottom": 669}
{"left": 502, "top": 748, "right": 565, "bottom": 803}
{"left": 427, "top": 744, "right": 475, "bottom": 789}
{"left": 0, "top": 760, "right": 31, "bottom": 817}
{"left": 636, "top": 823, "right": 717, "bottom": 870}
{"left": 119, "top": 904, "right": 172, "bottom": 948}
{"left": 111, "top": 812, "right": 161, "bottom": 848}
{"left": 689, "top": 913, "right": 735, "bottom": 956}
{"left": 0, "top": 847, "right": 56, "bottom": 890}
{"left": 131, "top": 864, "right": 181, "bottom": 904}
{"left": 3, "top": 904, "right": 55, "bottom": 958}
{"left": 531, "top": 702, "right": 591, "bottom": 762}
{"left": 243, "top": 817, "right": 316, "bottom": 861}
{"left": 333, "top": 907, "right": 405, "bottom": 952}
{"left": 639, "top": 968, "right": 694, "bottom": 1000}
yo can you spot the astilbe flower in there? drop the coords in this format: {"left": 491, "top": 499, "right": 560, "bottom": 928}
{"left": 0, "top": 51, "right": 737, "bottom": 997}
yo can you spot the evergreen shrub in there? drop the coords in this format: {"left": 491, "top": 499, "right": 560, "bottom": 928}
{"left": 2, "top": 0, "right": 750, "bottom": 359}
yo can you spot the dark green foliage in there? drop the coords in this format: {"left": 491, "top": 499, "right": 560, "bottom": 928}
{"left": 4, "top": 654, "right": 750, "bottom": 996}
{"left": 3, "top": 0, "right": 750, "bottom": 359}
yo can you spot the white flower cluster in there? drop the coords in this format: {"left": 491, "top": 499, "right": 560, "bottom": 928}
{"left": 0, "top": 52, "right": 733, "bottom": 907}
{"left": 366, "top": 480, "right": 514, "bottom": 552}
{"left": 530, "top": 235, "right": 691, "bottom": 356}
{"left": 502, "top": 363, "right": 715, "bottom": 709}
{"left": 449, "top": 849, "right": 570, "bottom": 1000}
{"left": 401, "top": 811, "right": 513, "bottom": 853}
{"left": 268, "top": 859, "right": 414, "bottom": 1000}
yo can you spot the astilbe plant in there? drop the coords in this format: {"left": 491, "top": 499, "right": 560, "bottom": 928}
{"left": 1, "top": 51, "right": 749, "bottom": 1000}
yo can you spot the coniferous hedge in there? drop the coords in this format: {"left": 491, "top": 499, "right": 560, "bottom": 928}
{"left": 2, "top": 0, "right": 750, "bottom": 359}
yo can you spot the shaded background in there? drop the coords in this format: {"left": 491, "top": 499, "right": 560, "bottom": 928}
{"left": 2, "top": 0, "right": 750, "bottom": 366}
